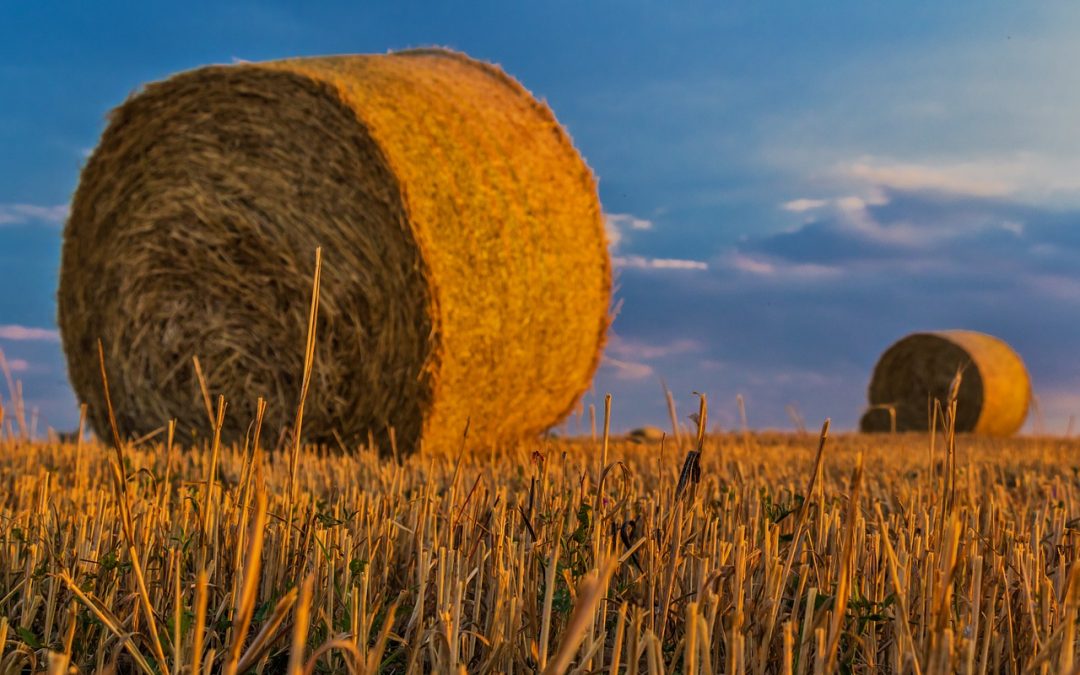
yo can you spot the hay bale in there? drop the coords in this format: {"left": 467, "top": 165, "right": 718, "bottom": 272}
{"left": 58, "top": 49, "right": 611, "bottom": 454}
{"left": 628, "top": 426, "right": 665, "bottom": 443}
{"left": 858, "top": 406, "right": 896, "bottom": 434}
{"left": 860, "top": 330, "right": 1030, "bottom": 436}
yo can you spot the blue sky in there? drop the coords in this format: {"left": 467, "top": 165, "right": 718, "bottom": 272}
{"left": 3, "top": 1, "right": 1080, "bottom": 434}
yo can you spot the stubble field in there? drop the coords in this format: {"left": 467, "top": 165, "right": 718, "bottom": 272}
{"left": 0, "top": 408, "right": 1077, "bottom": 674}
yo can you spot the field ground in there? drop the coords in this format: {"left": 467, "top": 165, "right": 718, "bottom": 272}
{"left": 2, "top": 422, "right": 1080, "bottom": 673}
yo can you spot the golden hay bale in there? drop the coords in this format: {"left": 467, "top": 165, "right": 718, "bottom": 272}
{"left": 58, "top": 48, "right": 611, "bottom": 454}
{"left": 628, "top": 426, "right": 665, "bottom": 443}
{"left": 860, "top": 330, "right": 1030, "bottom": 436}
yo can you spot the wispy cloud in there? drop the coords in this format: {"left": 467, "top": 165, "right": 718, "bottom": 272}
{"left": 840, "top": 159, "right": 1015, "bottom": 198}
{"left": 600, "top": 335, "right": 703, "bottom": 383}
{"left": 770, "top": 184, "right": 1035, "bottom": 254}
{"left": 601, "top": 356, "right": 655, "bottom": 381}
{"left": 607, "top": 335, "right": 702, "bottom": 360}
{"left": 722, "top": 252, "right": 841, "bottom": 280}
{"left": 782, "top": 198, "right": 829, "bottom": 212}
{"left": 1021, "top": 274, "right": 1080, "bottom": 305}
{"left": 790, "top": 154, "right": 1080, "bottom": 211}
{"left": 0, "top": 325, "right": 60, "bottom": 342}
{"left": 0, "top": 203, "right": 68, "bottom": 226}
{"left": 604, "top": 212, "right": 653, "bottom": 249}
{"left": 613, "top": 255, "right": 708, "bottom": 271}
{"left": 7, "top": 359, "right": 29, "bottom": 372}
{"left": 604, "top": 212, "right": 708, "bottom": 272}
{"left": 605, "top": 213, "right": 653, "bottom": 232}
{"left": 727, "top": 253, "right": 777, "bottom": 275}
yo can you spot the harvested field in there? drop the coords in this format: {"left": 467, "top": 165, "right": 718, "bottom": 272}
{"left": 1, "top": 406, "right": 1079, "bottom": 673}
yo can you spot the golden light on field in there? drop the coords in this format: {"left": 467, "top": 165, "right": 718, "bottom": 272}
{"left": 1, "top": 391, "right": 1078, "bottom": 672}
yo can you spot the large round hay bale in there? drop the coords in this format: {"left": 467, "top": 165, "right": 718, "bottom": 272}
{"left": 58, "top": 49, "right": 611, "bottom": 454}
{"left": 860, "top": 330, "right": 1030, "bottom": 436}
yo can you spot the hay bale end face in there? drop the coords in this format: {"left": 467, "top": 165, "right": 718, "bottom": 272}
{"left": 861, "top": 330, "right": 1030, "bottom": 436}
{"left": 59, "top": 49, "right": 611, "bottom": 454}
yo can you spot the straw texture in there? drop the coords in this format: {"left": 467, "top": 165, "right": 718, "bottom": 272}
{"left": 59, "top": 49, "right": 611, "bottom": 453}
{"left": 860, "top": 330, "right": 1030, "bottom": 435}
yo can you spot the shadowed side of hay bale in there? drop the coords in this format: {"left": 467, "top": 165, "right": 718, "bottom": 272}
{"left": 860, "top": 330, "right": 1030, "bottom": 436}
{"left": 628, "top": 426, "right": 665, "bottom": 443}
{"left": 859, "top": 406, "right": 897, "bottom": 433}
{"left": 59, "top": 49, "right": 610, "bottom": 454}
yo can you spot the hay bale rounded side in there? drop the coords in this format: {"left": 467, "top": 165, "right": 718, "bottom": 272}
{"left": 59, "top": 49, "right": 611, "bottom": 453}
{"left": 860, "top": 330, "right": 1030, "bottom": 435}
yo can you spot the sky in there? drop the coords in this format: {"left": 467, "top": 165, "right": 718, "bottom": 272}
{"left": 2, "top": 1, "right": 1080, "bottom": 435}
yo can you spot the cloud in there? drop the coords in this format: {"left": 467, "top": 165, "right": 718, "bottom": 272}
{"left": 727, "top": 253, "right": 777, "bottom": 275}
{"left": 599, "top": 335, "right": 703, "bottom": 385}
{"left": 607, "top": 335, "right": 702, "bottom": 360}
{"left": 782, "top": 198, "right": 829, "bottom": 212}
{"left": 1021, "top": 274, "right": 1080, "bottom": 305}
{"left": 759, "top": 186, "right": 1040, "bottom": 264}
{"left": 0, "top": 325, "right": 60, "bottom": 341}
{"left": 839, "top": 159, "right": 1015, "bottom": 198}
{"left": 605, "top": 212, "right": 653, "bottom": 233}
{"left": 0, "top": 203, "right": 68, "bottom": 226}
{"left": 1001, "top": 220, "right": 1024, "bottom": 236}
{"left": 601, "top": 357, "right": 654, "bottom": 381}
{"left": 7, "top": 359, "right": 29, "bottom": 372}
{"left": 721, "top": 252, "right": 842, "bottom": 280}
{"left": 613, "top": 255, "right": 708, "bottom": 271}
{"left": 827, "top": 154, "right": 1080, "bottom": 206}
{"left": 604, "top": 212, "right": 653, "bottom": 249}
{"left": 604, "top": 212, "right": 708, "bottom": 271}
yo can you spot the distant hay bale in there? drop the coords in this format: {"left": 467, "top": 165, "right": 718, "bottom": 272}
{"left": 628, "top": 426, "right": 665, "bottom": 443}
{"left": 859, "top": 406, "right": 897, "bottom": 434}
{"left": 860, "top": 330, "right": 1030, "bottom": 436}
{"left": 58, "top": 49, "right": 611, "bottom": 454}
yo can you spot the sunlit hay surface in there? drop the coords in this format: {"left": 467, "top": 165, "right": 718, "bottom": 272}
{"left": 2, "top": 426, "right": 1080, "bottom": 673}
{"left": 862, "top": 330, "right": 1031, "bottom": 436}
{"left": 59, "top": 48, "right": 610, "bottom": 455}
